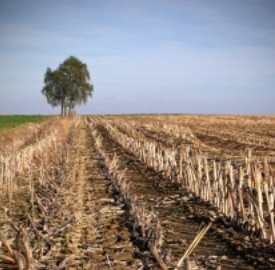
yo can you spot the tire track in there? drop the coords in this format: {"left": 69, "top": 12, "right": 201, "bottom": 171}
{"left": 57, "top": 119, "right": 143, "bottom": 269}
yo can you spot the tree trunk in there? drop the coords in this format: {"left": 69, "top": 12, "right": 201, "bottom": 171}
{"left": 61, "top": 100, "right": 64, "bottom": 115}
{"left": 61, "top": 100, "right": 65, "bottom": 115}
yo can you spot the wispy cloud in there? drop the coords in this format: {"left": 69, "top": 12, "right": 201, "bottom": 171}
{"left": 0, "top": 0, "right": 275, "bottom": 114}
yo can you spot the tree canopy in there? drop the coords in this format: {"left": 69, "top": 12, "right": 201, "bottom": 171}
{"left": 42, "top": 56, "right": 94, "bottom": 115}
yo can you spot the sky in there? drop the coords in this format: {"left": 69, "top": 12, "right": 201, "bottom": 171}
{"left": 0, "top": 0, "right": 275, "bottom": 115}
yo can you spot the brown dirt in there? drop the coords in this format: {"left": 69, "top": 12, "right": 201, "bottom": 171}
{"left": 37, "top": 119, "right": 145, "bottom": 269}
{"left": 0, "top": 118, "right": 146, "bottom": 269}
{"left": 1, "top": 116, "right": 275, "bottom": 270}
{"left": 95, "top": 123, "right": 275, "bottom": 270}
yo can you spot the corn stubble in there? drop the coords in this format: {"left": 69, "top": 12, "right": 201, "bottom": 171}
{"left": 0, "top": 114, "right": 275, "bottom": 270}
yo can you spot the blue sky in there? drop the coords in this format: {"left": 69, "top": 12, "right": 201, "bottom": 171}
{"left": 0, "top": 0, "right": 275, "bottom": 114}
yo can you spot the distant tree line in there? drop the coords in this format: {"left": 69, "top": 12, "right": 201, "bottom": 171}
{"left": 42, "top": 56, "right": 94, "bottom": 115}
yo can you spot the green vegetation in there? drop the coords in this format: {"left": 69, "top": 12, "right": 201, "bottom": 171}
{"left": 0, "top": 115, "right": 49, "bottom": 130}
{"left": 42, "top": 56, "right": 94, "bottom": 115}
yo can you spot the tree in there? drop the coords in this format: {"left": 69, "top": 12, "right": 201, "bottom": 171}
{"left": 42, "top": 56, "right": 94, "bottom": 115}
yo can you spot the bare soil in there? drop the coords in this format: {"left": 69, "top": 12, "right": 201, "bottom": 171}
{"left": 95, "top": 122, "right": 275, "bottom": 270}
{"left": 1, "top": 115, "right": 275, "bottom": 270}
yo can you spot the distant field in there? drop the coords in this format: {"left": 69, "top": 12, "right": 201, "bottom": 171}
{"left": 0, "top": 115, "right": 49, "bottom": 130}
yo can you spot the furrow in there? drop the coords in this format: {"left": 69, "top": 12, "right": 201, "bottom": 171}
{"left": 62, "top": 120, "right": 143, "bottom": 270}
{"left": 96, "top": 123, "right": 270, "bottom": 270}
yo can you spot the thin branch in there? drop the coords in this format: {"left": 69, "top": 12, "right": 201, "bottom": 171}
{"left": 0, "top": 231, "right": 14, "bottom": 257}
{"left": 0, "top": 253, "right": 16, "bottom": 264}
{"left": 175, "top": 221, "right": 213, "bottom": 270}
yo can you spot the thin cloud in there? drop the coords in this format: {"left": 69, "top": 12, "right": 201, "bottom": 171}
{"left": 0, "top": 0, "right": 275, "bottom": 114}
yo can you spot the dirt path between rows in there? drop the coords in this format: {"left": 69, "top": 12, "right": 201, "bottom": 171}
{"left": 47, "top": 119, "right": 144, "bottom": 269}
{"left": 96, "top": 124, "right": 275, "bottom": 270}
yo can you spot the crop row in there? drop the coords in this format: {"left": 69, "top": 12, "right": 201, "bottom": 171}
{"left": 97, "top": 117, "right": 275, "bottom": 245}
{"left": 0, "top": 117, "right": 80, "bottom": 269}
{"left": 89, "top": 119, "right": 209, "bottom": 269}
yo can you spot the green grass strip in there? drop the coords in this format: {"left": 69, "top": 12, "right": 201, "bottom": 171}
{"left": 0, "top": 115, "right": 49, "bottom": 130}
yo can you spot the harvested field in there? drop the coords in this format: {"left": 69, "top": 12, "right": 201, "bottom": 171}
{"left": 1, "top": 114, "right": 275, "bottom": 269}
